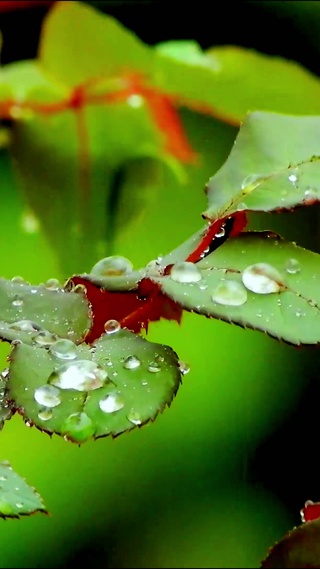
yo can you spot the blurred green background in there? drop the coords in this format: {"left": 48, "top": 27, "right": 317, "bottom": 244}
{"left": 1, "top": 1, "right": 320, "bottom": 567}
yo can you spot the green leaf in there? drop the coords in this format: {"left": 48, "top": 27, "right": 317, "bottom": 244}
{"left": 0, "top": 277, "right": 91, "bottom": 344}
{"left": 0, "top": 369, "right": 13, "bottom": 430}
{"left": 0, "top": 461, "right": 47, "bottom": 519}
{"left": 39, "top": 1, "right": 153, "bottom": 87}
{"left": 7, "top": 329, "right": 182, "bottom": 443}
{"left": 204, "top": 111, "right": 320, "bottom": 221}
{"left": 261, "top": 519, "right": 320, "bottom": 568}
{"left": 154, "top": 43, "right": 320, "bottom": 124}
{"left": 150, "top": 232, "right": 320, "bottom": 345}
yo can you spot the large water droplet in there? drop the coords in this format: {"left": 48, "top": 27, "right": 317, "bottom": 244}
{"left": 285, "top": 258, "right": 301, "bottom": 274}
{"left": 123, "top": 355, "right": 141, "bottom": 370}
{"left": 11, "top": 276, "right": 25, "bottom": 284}
{"left": 34, "top": 385, "right": 61, "bottom": 408}
{"left": 61, "top": 412, "right": 95, "bottom": 443}
{"left": 49, "top": 360, "right": 108, "bottom": 391}
{"left": 8, "top": 320, "right": 41, "bottom": 333}
{"left": 91, "top": 256, "right": 133, "bottom": 277}
{"left": 148, "top": 361, "right": 161, "bottom": 373}
{"left": 99, "top": 393, "right": 124, "bottom": 413}
{"left": 211, "top": 280, "right": 247, "bottom": 306}
{"left": 33, "top": 330, "right": 58, "bottom": 347}
{"left": 242, "top": 263, "right": 285, "bottom": 294}
{"left": 127, "top": 410, "right": 142, "bottom": 425}
{"left": 38, "top": 408, "right": 53, "bottom": 421}
{"left": 170, "top": 262, "right": 202, "bottom": 283}
{"left": 104, "top": 319, "right": 121, "bottom": 335}
{"left": 49, "top": 339, "right": 78, "bottom": 360}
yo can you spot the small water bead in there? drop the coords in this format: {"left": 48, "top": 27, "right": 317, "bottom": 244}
{"left": 99, "top": 393, "right": 124, "bottom": 413}
{"left": 11, "top": 296, "right": 24, "bottom": 307}
{"left": 49, "top": 360, "right": 108, "bottom": 391}
{"left": 15, "top": 502, "right": 23, "bottom": 509}
{"left": 127, "top": 410, "right": 142, "bottom": 425}
{"left": 45, "top": 278, "right": 61, "bottom": 291}
{"left": 242, "top": 263, "right": 285, "bottom": 294}
{"left": 123, "top": 355, "right": 141, "bottom": 370}
{"left": 155, "top": 354, "right": 164, "bottom": 363}
{"left": 237, "top": 202, "right": 247, "bottom": 211}
{"left": 49, "top": 339, "right": 78, "bottom": 360}
{"left": 211, "top": 280, "right": 247, "bottom": 306}
{"left": 104, "top": 319, "right": 121, "bottom": 335}
{"left": 148, "top": 361, "right": 161, "bottom": 373}
{"left": 178, "top": 361, "right": 190, "bottom": 375}
{"left": 285, "top": 258, "right": 301, "bottom": 274}
{"left": 304, "top": 188, "right": 318, "bottom": 204}
{"left": 127, "top": 94, "right": 144, "bottom": 108}
{"left": 91, "top": 255, "right": 133, "bottom": 277}
{"left": 145, "top": 259, "right": 164, "bottom": 277}
{"left": 34, "top": 385, "right": 61, "bottom": 408}
{"left": 241, "top": 173, "right": 263, "bottom": 191}
{"left": 215, "top": 226, "right": 225, "bottom": 238}
{"left": 288, "top": 173, "right": 298, "bottom": 183}
{"left": 38, "top": 408, "right": 53, "bottom": 421}
{"left": 170, "top": 261, "right": 202, "bottom": 283}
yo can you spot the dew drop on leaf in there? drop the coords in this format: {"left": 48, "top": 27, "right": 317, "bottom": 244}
{"left": 148, "top": 361, "right": 162, "bottom": 373}
{"left": 242, "top": 263, "right": 285, "bottom": 294}
{"left": 170, "top": 261, "right": 202, "bottom": 283}
{"left": 9, "top": 320, "right": 41, "bottom": 333}
{"left": 104, "top": 319, "right": 121, "bottom": 334}
{"left": 178, "top": 361, "right": 190, "bottom": 375}
{"left": 61, "top": 412, "right": 95, "bottom": 443}
{"left": 90, "top": 255, "right": 133, "bottom": 277}
{"left": 49, "top": 339, "right": 78, "bottom": 360}
{"left": 11, "top": 296, "right": 24, "bottom": 307}
{"left": 33, "top": 330, "right": 58, "bottom": 347}
{"left": 38, "top": 408, "right": 53, "bottom": 421}
{"left": 44, "top": 278, "right": 61, "bottom": 291}
{"left": 123, "top": 355, "right": 141, "bottom": 370}
{"left": 127, "top": 410, "right": 142, "bottom": 425}
{"left": 285, "top": 258, "right": 301, "bottom": 274}
{"left": 34, "top": 385, "right": 61, "bottom": 408}
{"left": 10, "top": 276, "right": 25, "bottom": 284}
{"left": 241, "top": 173, "right": 263, "bottom": 190}
{"left": 99, "top": 393, "right": 124, "bottom": 413}
{"left": 211, "top": 280, "right": 247, "bottom": 306}
{"left": 49, "top": 360, "right": 108, "bottom": 391}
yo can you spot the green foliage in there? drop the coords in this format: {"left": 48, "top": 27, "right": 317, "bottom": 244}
{"left": 0, "top": 461, "right": 47, "bottom": 519}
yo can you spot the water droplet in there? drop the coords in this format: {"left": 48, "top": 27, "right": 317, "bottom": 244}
{"left": 145, "top": 259, "right": 163, "bottom": 277}
{"left": 91, "top": 256, "right": 133, "bottom": 277}
{"left": 199, "top": 283, "right": 208, "bottom": 291}
{"left": 285, "top": 258, "right": 301, "bottom": 274}
{"left": 170, "top": 262, "right": 202, "bottom": 283}
{"left": 34, "top": 385, "right": 61, "bottom": 408}
{"left": 237, "top": 202, "right": 247, "bottom": 211}
{"left": 123, "top": 355, "right": 141, "bottom": 370}
{"left": 49, "top": 360, "right": 108, "bottom": 391}
{"left": 241, "top": 173, "right": 263, "bottom": 191}
{"left": 242, "top": 263, "right": 285, "bottom": 294}
{"left": 0, "top": 475, "right": 7, "bottom": 481}
{"left": 127, "top": 94, "right": 144, "bottom": 108}
{"left": 38, "top": 408, "right": 53, "bottom": 421}
{"left": 20, "top": 210, "right": 40, "bottom": 234}
{"left": 12, "top": 295, "right": 23, "bottom": 307}
{"left": 211, "top": 280, "right": 248, "bottom": 306}
{"left": 215, "top": 226, "right": 225, "bottom": 238}
{"left": 178, "top": 361, "right": 190, "bottom": 375}
{"left": 33, "top": 330, "right": 58, "bottom": 346}
{"left": 11, "top": 276, "right": 25, "bottom": 284}
{"left": 155, "top": 354, "right": 164, "bottom": 363}
{"left": 99, "top": 393, "right": 124, "bottom": 413}
{"left": 61, "top": 412, "right": 95, "bottom": 443}
{"left": 148, "top": 361, "right": 161, "bottom": 373}
{"left": 295, "top": 309, "right": 304, "bottom": 317}
{"left": 45, "top": 278, "right": 61, "bottom": 290}
{"left": 288, "top": 173, "right": 298, "bottom": 183}
{"left": 9, "top": 320, "right": 41, "bottom": 333}
{"left": 104, "top": 319, "right": 121, "bottom": 334}
{"left": 16, "top": 502, "right": 23, "bottom": 509}
{"left": 127, "top": 410, "right": 142, "bottom": 425}
{"left": 49, "top": 339, "right": 77, "bottom": 360}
